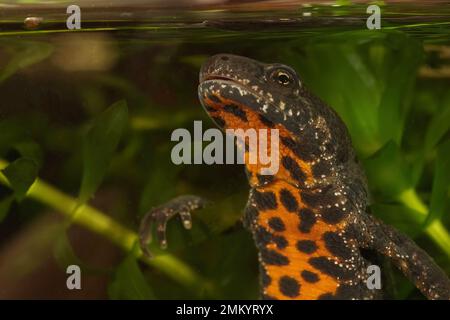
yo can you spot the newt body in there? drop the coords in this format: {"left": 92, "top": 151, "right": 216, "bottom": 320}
{"left": 196, "top": 54, "right": 450, "bottom": 300}
{"left": 139, "top": 54, "right": 450, "bottom": 300}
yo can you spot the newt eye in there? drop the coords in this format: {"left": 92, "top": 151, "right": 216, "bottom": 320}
{"left": 277, "top": 72, "right": 291, "bottom": 85}
{"left": 271, "top": 70, "right": 293, "bottom": 86}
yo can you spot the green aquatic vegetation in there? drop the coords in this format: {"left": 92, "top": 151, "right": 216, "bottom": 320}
{"left": 0, "top": 23, "right": 449, "bottom": 300}
{"left": 0, "top": 40, "right": 53, "bottom": 84}
{"left": 274, "top": 30, "right": 450, "bottom": 257}
{"left": 79, "top": 100, "right": 128, "bottom": 203}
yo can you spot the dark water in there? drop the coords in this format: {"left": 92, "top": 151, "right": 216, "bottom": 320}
{"left": 0, "top": 2, "right": 449, "bottom": 299}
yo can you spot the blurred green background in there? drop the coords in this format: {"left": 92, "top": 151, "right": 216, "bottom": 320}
{"left": 0, "top": 2, "right": 449, "bottom": 299}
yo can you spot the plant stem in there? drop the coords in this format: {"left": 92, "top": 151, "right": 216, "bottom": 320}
{"left": 398, "top": 188, "right": 450, "bottom": 257}
{"left": 0, "top": 159, "right": 205, "bottom": 292}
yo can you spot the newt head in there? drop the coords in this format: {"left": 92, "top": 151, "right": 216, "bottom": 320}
{"left": 198, "top": 54, "right": 313, "bottom": 184}
{"left": 196, "top": 55, "right": 450, "bottom": 301}
{"left": 198, "top": 54, "right": 357, "bottom": 190}
{"left": 198, "top": 53, "right": 308, "bottom": 132}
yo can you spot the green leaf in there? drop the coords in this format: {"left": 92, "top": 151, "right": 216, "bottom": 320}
{"left": 1, "top": 158, "right": 38, "bottom": 201}
{"left": 138, "top": 146, "right": 181, "bottom": 217}
{"left": 79, "top": 100, "right": 128, "bottom": 203}
{"left": 424, "top": 92, "right": 450, "bottom": 151}
{"left": 363, "top": 141, "right": 411, "bottom": 200}
{"left": 371, "top": 203, "right": 424, "bottom": 236}
{"left": 425, "top": 139, "right": 450, "bottom": 227}
{"left": 14, "top": 141, "right": 43, "bottom": 169}
{"left": 0, "top": 119, "right": 43, "bottom": 167}
{"left": 282, "top": 30, "right": 422, "bottom": 157}
{"left": 376, "top": 33, "right": 422, "bottom": 146}
{"left": 0, "top": 119, "right": 27, "bottom": 156}
{"left": 108, "top": 251, "right": 155, "bottom": 300}
{"left": 53, "top": 229, "right": 85, "bottom": 270}
{"left": 0, "top": 41, "right": 53, "bottom": 84}
{"left": 0, "top": 195, "right": 14, "bottom": 223}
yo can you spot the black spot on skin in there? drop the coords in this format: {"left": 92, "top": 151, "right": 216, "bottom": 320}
{"left": 261, "top": 267, "right": 271, "bottom": 287}
{"left": 309, "top": 257, "right": 352, "bottom": 280}
{"left": 299, "top": 142, "right": 322, "bottom": 162}
{"left": 243, "top": 205, "right": 259, "bottom": 229}
{"left": 318, "top": 293, "right": 335, "bottom": 300}
{"left": 312, "top": 160, "right": 331, "bottom": 178}
{"left": 268, "top": 217, "right": 285, "bottom": 232}
{"left": 212, "top": 116, "right": 225, "bottom": 127}
{"left": 301, "top": 191, "right": 328, "bottom": 208}
{"left": 227, "top": 90, "right": 260, "bottom": 113}
{"left": 279, "top": 189, "right": 298, "bottom": 212}
{"left": 334, "top": 283, "right": 364, "bottom": 299}
{"left": 261, "top": 248, "right": 289, "bottom": 266}
{"left": 273, "top": 235, "right": 288, "bottom": 249}
{"left": 301, "top": 270, "right": 319, "bottom": 283}
{"left": 323, "top": 231, "right": 353, "bottom": 260}
{"left": 204, "top": 105, "right": 217, "bottom": 112}
{"left": 280, "top": 136, "right": 319, "bottom": 162}
{"left": 257, "top": 174, "right": 274, "bottom": 186}
{"left": 280, "top": 136, "right": 302, "bottom": 157}
{"left": 253, "top": 190, "right": 277, "bottom": 211}
{"left": 321, "top": 207, "right": 346, "bottom": 224}
{"left": 259, "top": 114, "right": 275, "bottom": 127}
{"left": 320, "top": 184, "right": 334, "bottom": 194}
{"left": 344, "top": 223, "right": 365, "bottom": 243}
{"left": 207, "top": 94, "right": 222, "bottom": 104}
{"left": 296, "top": 240, "right": 317, "bottom": 254}
{"left": 223, "top": 103, "right": 248, "bottom": 122}
{"left": 279, "top": 276, "right": 300, "bottom": 298}
{"left": 281, "top": 156, "right": 306, "bottom": 183}
{"left": 298, "top": 208, "right": 316, "bottom": 233}
{"left": 255, "top": 227, "right": 273, "bottom": 246}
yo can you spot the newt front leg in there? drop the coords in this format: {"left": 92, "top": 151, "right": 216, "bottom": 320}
{"left": 139, "top": 195, "right": 207, "bottom": 258}
{"left": 358, "top": 214, "right": 450, "bottom": 300}
{"left": 197, "top": 54, "right": 450, "bottom": 299}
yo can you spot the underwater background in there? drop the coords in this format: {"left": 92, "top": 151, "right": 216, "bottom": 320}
{"left": 0, "top": 0, "right": 449, "bottom": 299}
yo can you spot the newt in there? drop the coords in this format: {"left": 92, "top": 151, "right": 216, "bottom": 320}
{"left": 139, "top": 54, "right": 450, "bottom": 300}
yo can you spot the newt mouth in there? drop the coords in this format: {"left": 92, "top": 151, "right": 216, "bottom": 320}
{"left": 198, "top": 76, "right": 274, "bottom": 113}
{"left": 199, "top": 74, "right": 259, "bottom": 99}
{"left": 198, "top": 72, "right": 282, "bottom": 129}
{"left": 199, "top": 74, "right": 236, "bottom": 83}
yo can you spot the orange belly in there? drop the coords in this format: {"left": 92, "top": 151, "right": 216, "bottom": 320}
{"left": 252, "top": 180, "right": 346, "bottom": 300}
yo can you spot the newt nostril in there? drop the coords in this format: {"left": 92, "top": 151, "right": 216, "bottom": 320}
{"left": 220, "top": 55, "right": 229, "bottom": 61}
